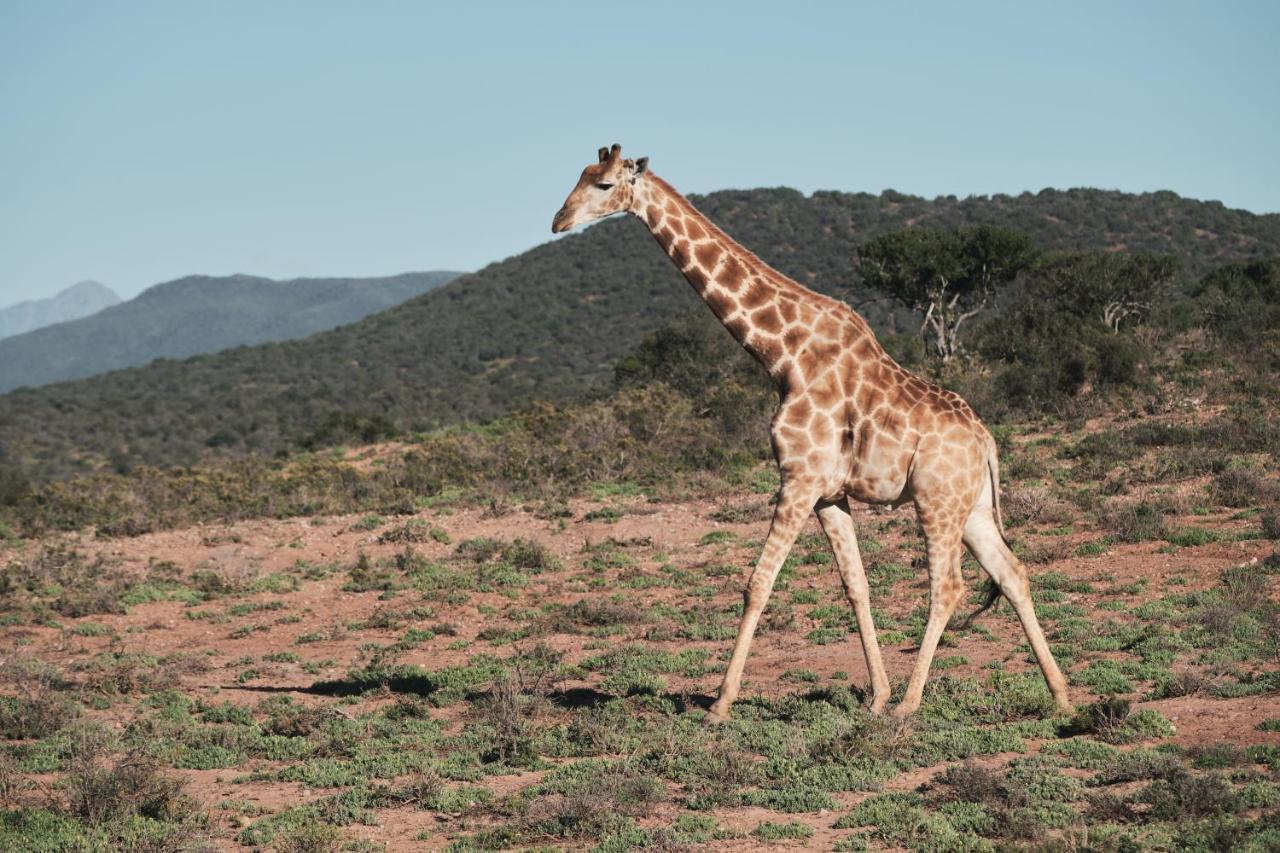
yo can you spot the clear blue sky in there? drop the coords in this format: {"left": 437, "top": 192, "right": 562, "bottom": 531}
{"left": 2, "top": 1, "right": 1277, "bottom": 304}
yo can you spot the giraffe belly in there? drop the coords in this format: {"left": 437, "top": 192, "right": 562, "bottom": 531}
{"left": 844, "top": 470, "right": 910, "bottom": 506}
{"left": 842, "top": 434, "right": 912, "bottom": 505}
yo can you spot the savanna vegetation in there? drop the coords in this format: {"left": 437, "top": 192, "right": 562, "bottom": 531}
{"left": 0, "top": 192, "right": 1278, "bottom": 849}
{"left": 1, "top": 233, "right": 1275, "bottom": 542}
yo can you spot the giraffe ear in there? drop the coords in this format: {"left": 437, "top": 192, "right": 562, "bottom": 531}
{"left": 633, "top": 157, "right": 649, "bottom": 175}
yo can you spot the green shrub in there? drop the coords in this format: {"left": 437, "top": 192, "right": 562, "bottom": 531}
{"left": 752, "top": 820, "right": 814, "bottom": 840}
{"left": 1103, "top": 503, "right": 1165, "bottom": 543}
{"left": 1211, "top": 467, "right": 1279, "bottom": 508}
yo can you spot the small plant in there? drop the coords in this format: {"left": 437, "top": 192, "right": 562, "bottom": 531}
{"left": 1067, "top": 698, "right": 1175, "bottom": 744}
{"left": 469, "top": 676, "right": 544, "bottom": 767}
{"left": 1074, "top": 539, "right": 1109, "bottom": 557}
{"left": 781, "top": 668, "right": 820, "bottom": 683}
{"left": 584, "top": 506, "right": 623, "bottom": 523}
{"left": 710, "top": 501, "right": 768, "bottom": 523}
{"left": 1140, "top": 768, "right": 1239, "bottom": 820}
{"left": 69, "top": 622, "right": 112, "bottom": 637}
{"left": 378, "top": 518, "right": 448, "bottom": 544}
{"left": 1165, "top": 526, "right": 1220, "bottom": 547}
{"left": 343, "top": 552, "right": 401, "bottom": 592}
{"left": 1068, "top": 697, "right": 1133, "bottom": 742}
{"left": 273, "top": 822, "right": 343, "bottom": 853}
{"left": 546, "top": 598, "right": 648, "bottom": 633}
{"left": 752, "top": 820, "right": 814, "bottom": 840}
{"left": 698, "top": 530, "right": 736, "bottom": 546}
{"left": 600, "top": 670, "right": 666, "bottom": 697}
{"left": 517, "top": 762, "right": 663, "bottom": 841}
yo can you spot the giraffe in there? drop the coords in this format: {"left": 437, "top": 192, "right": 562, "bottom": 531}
{"left": 552, "top": 145, "right": 1071, "bottom": 721}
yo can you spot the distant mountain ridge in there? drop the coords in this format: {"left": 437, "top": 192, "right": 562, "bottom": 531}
{"left": 0, "top": 186, "right": 1277, "bottom": 482}
{"left": 0, "top": 271, "right": 460, "bottom": 394}
{"left": 0, "top": 281, "right": 120, "bottom": 340}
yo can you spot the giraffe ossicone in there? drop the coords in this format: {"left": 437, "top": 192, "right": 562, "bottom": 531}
{"left": 552, "top": 145, "right": 1071, "bottom": 719}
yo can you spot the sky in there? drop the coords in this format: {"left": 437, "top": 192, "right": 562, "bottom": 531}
{"left": 2, "top": 1, "right": 1278, "bottom": 305}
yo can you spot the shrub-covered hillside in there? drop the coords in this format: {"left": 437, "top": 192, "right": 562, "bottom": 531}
{"left": 0, "top": 187, "right": 1277, "bottom": 482}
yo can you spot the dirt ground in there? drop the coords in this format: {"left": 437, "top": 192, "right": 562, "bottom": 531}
{"left": 4, "top": 476, "right": 1277, "bottom": 850}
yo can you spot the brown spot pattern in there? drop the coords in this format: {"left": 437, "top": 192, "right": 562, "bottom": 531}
{"left": 695, "top": 242, "right": 722, "bottom": 270}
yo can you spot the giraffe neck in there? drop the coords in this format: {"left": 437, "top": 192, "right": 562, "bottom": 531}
{"left": 630, "top": 175, "right": 813, "bottom": 377}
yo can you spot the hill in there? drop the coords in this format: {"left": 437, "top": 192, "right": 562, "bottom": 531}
{"left": 0, "top": 280, "right": 120, "bottom": 340}
{"left": 0, "top": 271, "right": 460, "bottom": 394}
{"left": 1, "top": 187, "right": 1278, "bottom": 482}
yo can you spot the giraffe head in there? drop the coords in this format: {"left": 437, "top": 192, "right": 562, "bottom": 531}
{"left": 551, "top": 143, "right": 649, "bottom": 233}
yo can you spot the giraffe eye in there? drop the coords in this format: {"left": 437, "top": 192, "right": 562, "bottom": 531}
{"left": 595, "top": 182, "right": 614, "bottom": 190}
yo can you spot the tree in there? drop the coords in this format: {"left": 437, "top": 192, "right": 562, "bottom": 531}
{"left": 613, "top": 310, "right": 764, "bottom": 398}
{"left": 1194, "top": 257, "right": 1280, "bottom": 343}
{"left": 857, "top": 225, "right": 1037, "bottom": 361}
{"left": 1035, "top": 251, "right": 1181, "bottom": 333}
{"left": 613, "top": 311, "right": 773, "bottom": 442}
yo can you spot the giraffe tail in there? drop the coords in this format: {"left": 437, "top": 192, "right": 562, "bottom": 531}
{"left": 956, "top": 444, "right": 1007, "bottom": 628}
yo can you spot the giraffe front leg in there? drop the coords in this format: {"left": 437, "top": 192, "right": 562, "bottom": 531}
{"left": 816, "top": 500, "right": 891, "bottom": 714}
{"left": 706, "top": 484, "right": 817, "bottom": 724}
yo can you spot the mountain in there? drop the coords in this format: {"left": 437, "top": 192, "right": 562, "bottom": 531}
{"left": 1, "top": 187, "right": 1277, "bottom": 482}
{"left": 0, "top": 281, "right": 120, "bottom": 340}
{"left": 0, "top": 271, "right": 460, "bottom": 394}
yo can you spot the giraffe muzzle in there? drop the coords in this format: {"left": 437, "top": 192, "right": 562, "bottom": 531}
{"left": 551, "top": 208, "right": 571, "bottom": 233}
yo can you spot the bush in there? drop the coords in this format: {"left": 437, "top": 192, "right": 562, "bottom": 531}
{"left": 0, "top": 694, "right": 78, "bottom": 740}
{"left": 1194, "top": 258, "right": 1280, "bottom": 356}
{"left": 523, "top": 762, "right": 663, "bottom": 840}
{"left": 1261, "top": 509, "right": 1280, "bottom": 540}
{"left": 1, "top": 544, "right": 136, "bottom": 618}
{"left": 1211, "top": 467, "right": 1279, "bottom": 508}
{"left": 0, "top": 463, "right": 29, "bottom": 507}
{"left": 299, "top": 411, "right": 399, "bottom": 451}
{"left": 1103, "top": 502, "right": 1165, "bottom": 543}
{"left": 66, "top": 751, "right": 194, "bottom": 827}
{"left": 752, "top": 821, "right": 814, "bottom": 840}
{"left": 273, "top": 822, "right": 343, "bottom": 853}
{"left": 1140, "top": 769, "right": 1239, "bottom": 820}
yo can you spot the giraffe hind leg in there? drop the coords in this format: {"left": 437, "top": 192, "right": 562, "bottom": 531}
{"left": 963, "top": 507, "right": 1072, "bottom": 711}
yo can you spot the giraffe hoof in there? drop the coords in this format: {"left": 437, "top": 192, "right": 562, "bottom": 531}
{"left": 703, "top": 709, "right": 730, "bottom": 726}
{"left": 890, "top": 704, "right": 916, "bottom": 720}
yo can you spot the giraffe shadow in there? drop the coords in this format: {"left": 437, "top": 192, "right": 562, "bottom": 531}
{"left": 547, "top": 688, "right": 715, "bottom": 714}
{"left": 218, "top": 682, "right": 722, "bottom": 717}
{"left": 546, "top": 687, "right": 612, "bottom": 709}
